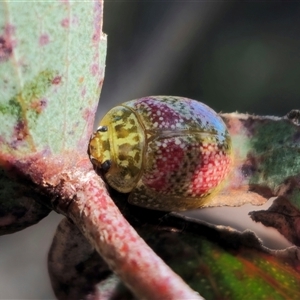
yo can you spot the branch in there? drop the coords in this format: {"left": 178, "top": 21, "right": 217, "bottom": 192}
{"left": 66, "top": 169, "right": 202, "bottom": 300}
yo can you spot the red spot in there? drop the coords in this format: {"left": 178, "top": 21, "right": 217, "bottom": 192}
{"left": 157, "top": 281, "right": 169, "bottom": 295}
{"left": 90, "top": 63, "right": 99, "bottom": 76}
{"left": 0, "top": 24, "right": 17, "bottom": 62}
{"left": 100, "top": 215, "right": 111, "bottom": 225}
{"left": 10, "top": 121, "right": 29, "bottom": 148}
{"left": 61, "top": 18, "right": 70, "bottom": 28}
{"left": 52, "top": 76, "right": 62, "bottom": 85}
{"left": 97, "top": 194, "right": 108, "bottom": 210}
{"left": 93, "top": 2, "right": 102, "bottom": 42}
{"left": 130, "top": 236, "right": 137, "bottom": 243}
{"left": 120, "top": 243, "right": 129, "bottom": 253}
{"left": 39, "top": 34, "right": 50, "bottom": 46}
{"left": 81, "top": 87, "right": 86, "bottom": 97}
{"left": 30, "top": 98, "right": 47, "bottom": 114}
{"left": 15, "top": 121, "right": 26, "bottom": 140}
{"left": 0, "top": 26, "right": 15, "bottom": 62}
{"left": 0, "top": 36, "right": 12, "bottom": 62}
{"left": 98, "top": 78, "right": 104, "bottom": 88}
{"left": 82, "top": 108, "right": 93, "bottom": 121}
{"left": 129, "top": 258, "right": 139, "bottom": 271}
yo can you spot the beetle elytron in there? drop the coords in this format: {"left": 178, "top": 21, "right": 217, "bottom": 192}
{"left": 89, "top": 96, "right": 232, "bottom": 211}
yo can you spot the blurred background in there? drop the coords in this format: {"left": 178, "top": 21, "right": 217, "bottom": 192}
{"left": 99, "top": 1, "right": 300, "bottom": 119}
{"left": 1, "top": 1, "right": 300, "bottom": 298}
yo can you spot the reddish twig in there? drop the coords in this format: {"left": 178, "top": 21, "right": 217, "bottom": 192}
{"left": 67, "top": 169, "right": 203, "bottom": 299}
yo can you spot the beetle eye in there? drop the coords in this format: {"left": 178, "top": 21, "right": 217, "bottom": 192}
{"left": 101, "top": 160, "right": 111, "bottom": 172}
{"left": 97, "top": 126, "right": 108, "bottom": 132}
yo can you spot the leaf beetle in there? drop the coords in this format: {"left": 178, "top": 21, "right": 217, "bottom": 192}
{"left": 89, "top": 96, "right": 232, "bottom": 211}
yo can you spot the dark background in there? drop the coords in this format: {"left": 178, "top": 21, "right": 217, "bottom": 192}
{"left": 99, "top": 1, "right": 300, "bottom": 122}
{"left": 1, "top": 2, "right": 299, "bottom": 299}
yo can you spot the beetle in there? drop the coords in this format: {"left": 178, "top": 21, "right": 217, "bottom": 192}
{"left": 89, "top": 96, "right": 232, "bottom": 211}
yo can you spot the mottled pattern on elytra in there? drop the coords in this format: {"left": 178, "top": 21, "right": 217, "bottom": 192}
{"left": 143, "top": 134, "right": 231, "bottom": 198}
{"left": 125, "top": 96, "right": 228, "bottom": 140}
{"left": 90, "top": 96, "right": 232, "bottom": 211}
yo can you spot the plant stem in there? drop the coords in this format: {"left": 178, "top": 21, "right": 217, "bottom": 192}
{"left": 68, "top": 170, "right": 203, "bottom": 300}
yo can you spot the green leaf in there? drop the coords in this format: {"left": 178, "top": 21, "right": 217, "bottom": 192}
{"left": 0, "top": 1, "right": 106, "bottom": 234}
{"left": 0, "top": 1, "right": 106, "bottom": 156}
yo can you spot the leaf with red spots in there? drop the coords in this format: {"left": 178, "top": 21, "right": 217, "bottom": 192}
{"left": 0, "top": 3, "right": 106, "bottom": 157}
{"left": 0, "top": 2, "right": 106, "bottom": 234}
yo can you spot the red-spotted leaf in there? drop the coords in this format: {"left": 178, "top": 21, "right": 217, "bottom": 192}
{"left": 0, "top": 1, "right": 106, "bottom": 234}
{"left": 1, "top": 1, "right": 106, "bottom": 156}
